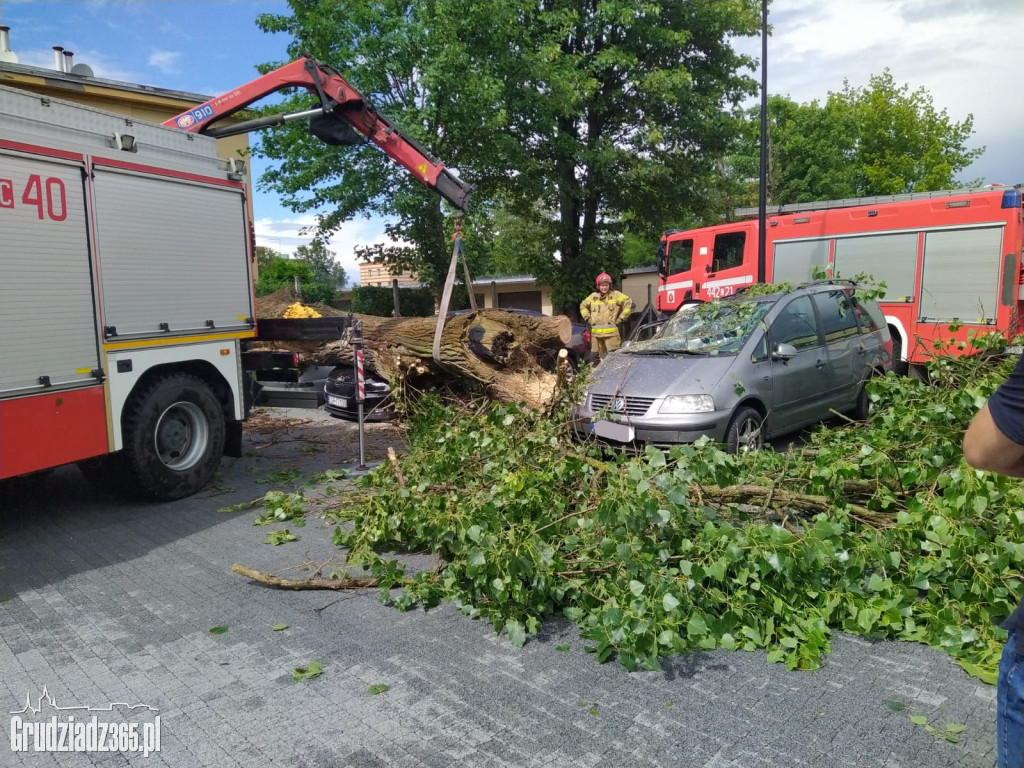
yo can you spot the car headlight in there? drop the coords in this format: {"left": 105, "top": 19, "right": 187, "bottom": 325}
{"left": 659, "top": 394, "right": 715, "bottom": 414}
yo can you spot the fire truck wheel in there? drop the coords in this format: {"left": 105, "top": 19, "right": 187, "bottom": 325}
{"left": 78, "top": 454, "right": 139, "bottom": 496}
{"left": 122, "top": 373, "right": 226, "bottom": 501}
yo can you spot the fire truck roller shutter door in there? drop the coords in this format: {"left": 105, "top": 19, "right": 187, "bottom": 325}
{"left": 0, "top": 152, "right": 101, "bottom": 393}
{"left": 771, "top": 239, "right": 829, "bottom": 286}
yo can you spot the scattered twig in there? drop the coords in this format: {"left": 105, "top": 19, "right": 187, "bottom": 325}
{"left": 387, "top": 447, "right": 406, "bottom": 487}
{"left": 231, "top": 562, "right": 378, "bottom": 590}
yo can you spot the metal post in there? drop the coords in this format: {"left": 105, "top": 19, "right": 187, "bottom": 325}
{"left": 757, "top": 0, "right": 768, "bottom": 284}
{"left": 352, "top": 319, "right": 367, "bottom": 470}
{"left": 392, "top": 278, "right": 401, "bottom": 317}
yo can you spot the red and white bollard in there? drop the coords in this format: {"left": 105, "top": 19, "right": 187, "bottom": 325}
{"left": 353, "top": 319, "right": 367, "bottom": 470}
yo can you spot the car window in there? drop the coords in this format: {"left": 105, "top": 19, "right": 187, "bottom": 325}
{"left": 712, "top": 231, "right": 745, "bottom": 272}
{"left": 630, "top": 320, "right": 666, "bottom": 343}
{"left": 750, "top": 332, "right": 769, "bottom": 363}
{"left": 851, "top": 296, "right": 884, "bottom": 334}
{"left": 770, "top": 296, "right": 819, "bottom": 350}
{"left": 813, "top": 289, "right": 859, "bottom": 343}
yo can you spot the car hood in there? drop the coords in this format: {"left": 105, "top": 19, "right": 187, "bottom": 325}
{"left": 587, "top": 350, "right": 735, "bottom": 399}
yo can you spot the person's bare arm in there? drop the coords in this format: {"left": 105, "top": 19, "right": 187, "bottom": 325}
{"left": 963, "top": 402, "right": 1024, "bottom": 477}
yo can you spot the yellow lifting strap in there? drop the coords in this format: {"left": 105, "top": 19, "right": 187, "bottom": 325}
{"left": 432, "top": 215, "right": 476, "bottom": 366}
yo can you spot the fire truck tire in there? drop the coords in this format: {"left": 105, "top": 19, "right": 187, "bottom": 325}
{"left": 78, "top": 454, "right": 139, "bottom": 496}
{"left": 121, "top": 373, "right": 226, "bottom": 501}
{"left": 890, "top": 333, "right": 908, "bottom": 377}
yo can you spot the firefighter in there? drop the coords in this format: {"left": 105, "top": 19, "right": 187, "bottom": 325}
{"left": 580, "top": 272, "right": 633, "bottom": 360}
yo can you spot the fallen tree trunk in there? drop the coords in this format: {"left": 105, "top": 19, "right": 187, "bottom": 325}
{"left": 256, "top": 304, "right": 574, "bottom": 409}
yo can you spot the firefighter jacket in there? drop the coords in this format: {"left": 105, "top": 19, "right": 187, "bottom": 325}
{"left": 580, "top": 290, "right": 633, "bottom": 337}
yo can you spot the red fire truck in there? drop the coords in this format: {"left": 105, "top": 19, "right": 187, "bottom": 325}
{"left": 656, "top": 186, "right": 1024, "bottom": 373}
{"left": 0, "top": 56, "right": 469, "bottom": 499}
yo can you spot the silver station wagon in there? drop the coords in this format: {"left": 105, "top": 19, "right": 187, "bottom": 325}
{"left": 574, "top": 282, "right": 892, "bottom": 452}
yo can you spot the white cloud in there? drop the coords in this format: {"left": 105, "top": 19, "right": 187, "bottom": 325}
{"left": 147, "top": 49, "right": 181, "bottom": 74}
{"left": 11, "top": 45, "right": 138, "bottom": 81}
{"left": 735, "top": 0, "right": 1024, "bottom": 184}
{"left": 253, "top": 215, "right": 404, "bottom": 286}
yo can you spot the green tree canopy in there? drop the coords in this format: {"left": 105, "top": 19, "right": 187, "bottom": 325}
{"left": 295, "top": 239, "right": 348, "bottom": 288}
{"left": 731, "top": 70, "right": 984, "bottom": 207}
{"left": 254, "top": 0, "right": 762, "bottom": 313}
{"left": 254, "top": 245, "right": 284, "bottom": 275}
{"left": 254, "top": 257, "right": 314, "bottom": 297}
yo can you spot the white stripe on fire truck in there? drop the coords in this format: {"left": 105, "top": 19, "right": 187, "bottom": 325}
{"left": 704, "top": 275, "right": 754, "bottom": 289}
{"left": 657, "top": 279, "right": 694, "bottom": 292}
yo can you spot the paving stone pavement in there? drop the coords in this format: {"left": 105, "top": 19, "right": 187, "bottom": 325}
{"left": 0, "top": 408, "right": 999, "bottom": 767}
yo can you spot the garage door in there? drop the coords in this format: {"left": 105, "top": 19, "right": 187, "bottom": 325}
{"left": 498, "top": 291, "right": 542, "bottom": 312}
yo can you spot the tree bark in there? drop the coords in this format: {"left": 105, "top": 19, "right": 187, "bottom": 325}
{"left": 256, "top": 309, "right": 574, "bottom": 409}
{"left": 231, "top": 563, "right": 378, "bottom": 590}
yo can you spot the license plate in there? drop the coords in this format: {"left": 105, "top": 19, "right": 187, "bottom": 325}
{"left": 327, "top": 395, "right": 348, "bottom": 408}
{"left": 591, "top": 420, "right": 635, "bottom": 442}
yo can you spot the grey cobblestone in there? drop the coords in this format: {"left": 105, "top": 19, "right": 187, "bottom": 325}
{"left": 0, "top": 409, "right": 1000, "bottom": 766}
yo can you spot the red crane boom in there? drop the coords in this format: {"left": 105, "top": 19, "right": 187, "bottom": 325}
{"left": 163, "top": 56, "right": 471, "bottom": 210}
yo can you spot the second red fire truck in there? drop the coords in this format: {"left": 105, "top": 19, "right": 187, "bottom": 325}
{"left": 657, "top": 186, "right": 1024, "bottom": 374}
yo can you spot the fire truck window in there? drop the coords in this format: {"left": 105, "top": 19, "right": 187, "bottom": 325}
{"left": 813, "top": 290, "right": 860, "bottom": 342}
{"left": 669, "top": 239, "right": 693, "bottom": 274}
{"left": 712, "top": 231, "right": 745, "bottom": 272}
{"left": 770, "top": 296, "right": 819, "bottom": 350}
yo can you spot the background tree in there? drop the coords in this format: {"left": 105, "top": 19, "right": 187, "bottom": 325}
{"left": 731, "top": 70, "right": 983, "bottom": 207}
{"left": 254, "top": 1, "right": 762, "bottom": 314}
{"left": 294, "top": 239, "right": 348, "bottom": 288}
{"left": 849, "top": 70, "right": 982, "bottom": 195}
{"left": 254, "top": 244, "right": 284, "bottom": 275}
{"left": 254, "top": 257, "right": 314, "bottom": 297}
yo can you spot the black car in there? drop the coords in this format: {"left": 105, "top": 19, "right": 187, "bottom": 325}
{"left": 323, "top": 367, "right": 397, "bottom": 422}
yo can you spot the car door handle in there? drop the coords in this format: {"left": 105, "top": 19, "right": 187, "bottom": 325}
{"left": 815, "top": 359, "right": 825, "bottom": 368}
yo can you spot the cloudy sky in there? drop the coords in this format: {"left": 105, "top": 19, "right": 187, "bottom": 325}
{"left": 2, "top": 0, "right": 1020, "bottom": 282}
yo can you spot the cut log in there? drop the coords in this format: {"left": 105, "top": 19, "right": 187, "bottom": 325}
{"left": 253, "top": 304, "right": 574, "bottom": 409}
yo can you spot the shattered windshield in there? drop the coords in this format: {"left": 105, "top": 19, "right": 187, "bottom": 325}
{"left": 629, "top": 298, "right": 774, "bottom": 355}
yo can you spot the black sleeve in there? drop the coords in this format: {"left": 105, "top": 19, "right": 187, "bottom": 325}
{"left": 988, "top": 354, "right": 1024, "bottom": 446}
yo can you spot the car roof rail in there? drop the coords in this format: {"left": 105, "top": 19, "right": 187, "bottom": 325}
{"left": 797, "top": 277, "right": 858, "bottom": 290}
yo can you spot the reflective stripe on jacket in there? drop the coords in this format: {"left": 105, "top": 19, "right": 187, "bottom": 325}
{"left": 580, "top": 290, "right": 633, "bottom": 337}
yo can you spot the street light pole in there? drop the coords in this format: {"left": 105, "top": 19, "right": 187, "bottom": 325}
{"left": 757, "top": 0, "right": 768, "bottom": 284}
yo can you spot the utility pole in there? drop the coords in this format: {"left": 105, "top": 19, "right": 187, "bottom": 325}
{"left": 757, "top": 0, "right": 768, "bottom": 284}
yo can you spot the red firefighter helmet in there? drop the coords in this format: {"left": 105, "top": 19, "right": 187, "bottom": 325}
{"left": 595, "top": 272, "right": 612, "bottom": 288}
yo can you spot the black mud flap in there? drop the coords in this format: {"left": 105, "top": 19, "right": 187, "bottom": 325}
{"left": 224, "top": 421, "right": 243, "bottom": 458}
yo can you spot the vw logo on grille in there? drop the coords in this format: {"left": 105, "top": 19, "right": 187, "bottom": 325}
{"left": 611, "top": 396, "right": 626, "bottom": 412}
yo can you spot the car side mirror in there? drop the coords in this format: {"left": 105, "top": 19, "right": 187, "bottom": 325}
{"left": 771, "top": 342, "right": 798, "bottom": 360}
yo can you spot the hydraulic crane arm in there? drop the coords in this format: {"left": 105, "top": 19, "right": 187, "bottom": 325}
{"left": 163, "top": 56, "right": 471, "bottom": 211}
